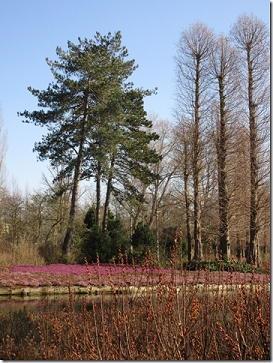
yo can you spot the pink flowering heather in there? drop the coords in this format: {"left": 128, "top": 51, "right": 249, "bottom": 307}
{"left": 0, "top": 263, "right": 267, "bottom": 288}
{"left": 10, "top": 263, "right": 169, "bottom": 275}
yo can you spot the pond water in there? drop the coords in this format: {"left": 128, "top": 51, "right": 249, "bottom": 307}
{"left": 0, "top": 293, "right": 122, "bottom": 314}
{"left": 1, "top": 282, "right": 263, "bottom": 314}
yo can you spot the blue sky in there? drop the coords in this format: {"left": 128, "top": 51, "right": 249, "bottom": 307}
{"left": 0, "top": 0, "right": 269, "bottom": 192}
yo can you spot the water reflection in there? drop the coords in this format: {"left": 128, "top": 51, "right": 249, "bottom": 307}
{"left": 0, "top": 293, "right": 122, "bottom": 314}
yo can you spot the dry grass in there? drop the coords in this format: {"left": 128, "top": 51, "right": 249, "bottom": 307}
{"left": 0, "top": 240, "right": 44, "bottom": 266}
{"left": 0, "top": 269, "right": 270, "bottom": 360}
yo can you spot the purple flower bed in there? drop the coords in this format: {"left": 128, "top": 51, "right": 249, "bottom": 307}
{"left": 10, "top": 263, "right": 168, "bottom": 275}
{"left": 0, "top": 264, "right": 269, "bottom": 288}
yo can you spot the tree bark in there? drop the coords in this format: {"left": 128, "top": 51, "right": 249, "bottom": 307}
{"left": 247, "top": 48, "right": 258, "bottom": 265}
{"left": 62, "top": 95, "right": 88, "bottom": 255}
{"left": 192, "top": 56, "right": 203, "bottom": 261}
{"left": 183, "top": 139, "right": 192, "bottom": 262}
{"left": 102, "top": 155, "right": 115, "bottom": 231}
{"left": 96, "top": 162, "right": 102, "bottom": 227}
{"left": 148, "top": 181, "right": 159, "bottom": 227}
{"left": 217, "top": 76, "right": 230, "bottom": 260}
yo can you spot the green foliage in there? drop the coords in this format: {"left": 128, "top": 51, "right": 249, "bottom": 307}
{"left": 79, "top": 225, "right": 110, "bottom": 263}
{"left": 83, "top": 207, "right": 96, "bottom": 229}
{"left": 107, "top": 212, "right": 128, "bottom": 254}
{"left": 19, "top": 31, "right": 160, "bottom": 199}
{"left": 130, "top": 222, "right": 156, "bottom": 262}
{"left": 78, "top": 209, "right": 129, "bottom": 263}
{"left": 131, "top": 222, "right": 156, "bottom": 248}
{"left": 19, "top": 32, "right": 160, "bottom": 255}
{"left": 160, "top": 227, "right": 187, "bottom": 264}
{"left": 19, "top": 32, "right": 138, "bottom": 183}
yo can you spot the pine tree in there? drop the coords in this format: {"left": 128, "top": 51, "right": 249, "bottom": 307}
{"left": 19, "top": 32, "right": 136, "bottom": 255}
{"left": 101, "top": 88, "right": 160, "bottom": 231}
{"left": 20, "top": 31, "right": 160, "bottom": 256}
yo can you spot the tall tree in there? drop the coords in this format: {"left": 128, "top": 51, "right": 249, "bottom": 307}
{"left": 146, "top": 119, "right": 176, "bottom": 228}
{"left": 210, "top": 37, "right": 238, "bottom": 260}
{"left": 100, "top": 89, "right": 160, "bottom": 232}
{"left": 20, "top": 32, "right": 136, "bottom": 255}
{"left": 231, "top": 15, "right": 269, "bottom": 264}
{"left": 176, "top": 23, "right": 214, "bottom": 261}
{"left": 174, "top": 120, "right": 193, "bottom": 262}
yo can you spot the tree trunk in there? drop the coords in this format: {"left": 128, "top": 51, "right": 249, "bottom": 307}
{"left": 193, "top": 56, "right": 202, "bottom": 261}
{"left": 62, "top": 95, "right": 88, "bottom": 256}
{"left": 148, "top": 180, "right": 159, "bottom": 227}
{"left": 62, "top": 165, "right": 80, "bottom": 255}
{"left": 236, "top": 234, "right": 241, "bottom": 262}
{"left": 102, "top": 155, "right": 115, "bottom": 231}
{"left": 183, "top": 140, "right": 192, "bottom": 262}
{"left": 96, "top": 162, "right": 101, "bottom": 227}
{"left": 217, "top": 77, "right": 230, "bottom": 260}
{"left": 132, "top": 185, "right": 147, "bottom": 231}
{"left": 247, "top": 49, "right": 258, "bottom": 265}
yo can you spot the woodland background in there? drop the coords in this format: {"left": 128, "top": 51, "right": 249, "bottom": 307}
{"left": 0, "top": 14, "right": 269, "bottom": 269}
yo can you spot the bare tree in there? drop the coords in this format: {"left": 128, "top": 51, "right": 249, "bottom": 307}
{"left": 147, "top": 119, "right": 177, "bottom": 227}
{"left": 174, "top": 120, "right": 193, "bottom": 262}
{"left": 231, "top": 15, "right": 269, "bottom": 265}
{"left": 200, "top": 126, "right": 219, "bottom": 259}
{"left": 176, "top": 23, "right": 214, "bottom": 261}
{"left": 145, "top": 119, "right": 177, "bottom": 262}
{"left": 228, "top": 125, "right": 250, "bottom": 258}
{"left": 210, "top": 36, "right": 239, "bottom": 260}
